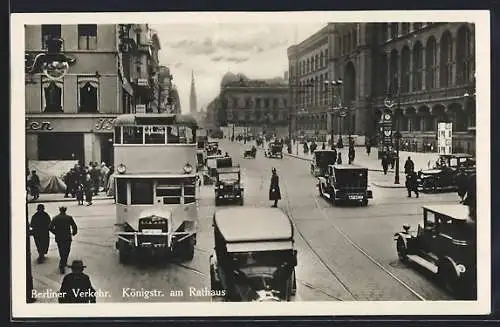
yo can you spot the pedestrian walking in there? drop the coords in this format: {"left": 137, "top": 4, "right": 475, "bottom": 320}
{"left": 58, "top": 260, "right": 96, "bottom": 303}
{"left": 30, "top": 204, "right": 51, "bottom": 263}
{"left": 49, "top": 206, "right": 78, "bottom": 274}
{"left": 404, "top": 156, "right": 415, "bottom": 175}
{"left": 381, "top": 153, "right": 389, "bottom": 175}
{"left": 100, "top": 162, "right": 110, "bottom": 192}
{"left": 84, "top": 173, "right": 93, "bottom": 206}
{"left": 405, "top": 171, "right": 419, "bottom": 198}
{"left": 348, "top": 145, "right": 355, "bottom": 164}
{"left": 75, "top": 183, "right": 84, "bottom": 205}
{"left": 337, "top": 152, "right": 343, "bottom": 165}
{"left": 90, "top": 163, "right": 100, "bottom": 196}
{"left": 366, "top": 140, "right": 371, "bottom": 155}
{"left": 28, "top": 170, "right": 41, "bottom": 200}
{"left": 269, "top": 168, "right": 281, "bottom": 208}
{"left": 63, "top": 168, "right": 75, "bottom": 198}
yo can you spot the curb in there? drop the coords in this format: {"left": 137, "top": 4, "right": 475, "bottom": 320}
{"left": 370, "top": 182, "right": 406, "bottom": 189}
{"left": 28, "top": 196, "right": 114, "bottom": 203}
{"left": 284, "top": 153, "right": 395, "bottom": 173}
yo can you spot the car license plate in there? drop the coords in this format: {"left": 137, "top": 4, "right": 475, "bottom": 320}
{"left": 142, "top": 229, "right": 162, "bottom": 234}
{"left": 349, "top": 195, "right": 363, "bottom": 200}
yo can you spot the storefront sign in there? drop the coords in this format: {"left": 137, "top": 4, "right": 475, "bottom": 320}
{"left": 94, "top": 118, "right": 116, "bottom": 131}
{"left": 25, "top": 119, "right": 53, "bottom": 131}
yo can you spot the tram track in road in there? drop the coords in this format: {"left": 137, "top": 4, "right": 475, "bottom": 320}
{"left": 281, "top": 176, "right": 427, "bottom": 301}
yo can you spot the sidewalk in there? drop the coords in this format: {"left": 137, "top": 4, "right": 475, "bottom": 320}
{"left": 28, "top": 193, "right": 113, "bottom": 203}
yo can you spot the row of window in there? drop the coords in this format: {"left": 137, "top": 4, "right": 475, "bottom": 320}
{"left": 114, "top": 125, "right": 196, "bottom": 144}
{"left": 227, "top": 111, "right": 289, "bottom": 122}
{"left": 293, "top": 49, "right": 329, "bottom": 77}
{"left": 382, "top": 23, "right": 430, "bottom": 43}
{"left": 41, "top": 24, "right": 98, "bottom": 50}
{"left": 297, "top": 115, "right": 356, "bottom": 132}
{"left": 228, "top": 97, "right": 287, "bottom": 109}
{"left": 336, "top": 28, "right": 358, "bottom": 57}
{"left": 40, "top": 76, "right": 100, "bottom": 113}
{"left": 116, "top": 179, "right": 196, "bottom": 205}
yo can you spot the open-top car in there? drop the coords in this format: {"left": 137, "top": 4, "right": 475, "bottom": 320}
{"left": 243, "top": 146, "right": 257, "bottom": 159}
{"left": 310, "top": 149, "right": 337, "bottom": 177}
{"left": 215, "top": 165, "right": 244, "bottom": 206}
{"left": 210, "top": 207, "right": 297, "bottom": 302}
{"left": 394, "top": 204, "right": 476, "bottom": 299}
{"left": 206, "top": 141, "right": 220, "bottom": 156}
{"left": 264, "top": 142, "right": 283, "bottom": 159}
{"left": 317, "top": 164, "right": 373, "bottom": 206}
{"left": 417, "top": 153, "right": 476, "bottom": 192}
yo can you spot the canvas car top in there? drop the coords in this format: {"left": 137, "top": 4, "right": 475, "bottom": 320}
{"left": 423, "top": 204, "right": 470, "bottom": 220}
{"left": 333, "top": 164, "right": 368, "bottom": 170}
{"left": 215, "top": 207, "right": 293, "bottom": 243}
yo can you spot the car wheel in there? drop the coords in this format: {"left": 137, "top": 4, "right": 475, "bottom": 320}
{"left": 318, "top": 184, "right": 323, "bottom": 196}
{"left": 177, "top": 235, "right": 195, "bottom": 261}
{"left": 361, "top": 199, "right": 368, "bottom": 206}
{"left": 438, "top": 259, "right": 459, "bottom": 296}
{"left": 118, "top": 240, "right": 132, "bottom": 265}
{"left": 396, "top": 236, "right": 408, "bottom": 262}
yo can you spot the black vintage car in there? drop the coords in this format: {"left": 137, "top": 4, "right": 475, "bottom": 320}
{"left": 310, "top": 149, "right": 337, "bottom": 177}
{"left": 417, "top": 153, "right": 476, "bottom": 192}
{"left": 206, "top": 142, "right": 220, "bottom": 156}
{"left": 243, "top": 146, "right": 257, "bottom": 159}
{"left": 317, "top": 165, "right": 373, "bottom": 206}
{"left": 215, "top": 165, "right": 244, "bottom": 206}
{"left": 264, "top": 142, "right": 283, "bottom": 159}
{"left": 394, "top": 203, "right": 476, "bottom": 299}
{"left": 210, "top": 207, "right": 297, "bottom": 302}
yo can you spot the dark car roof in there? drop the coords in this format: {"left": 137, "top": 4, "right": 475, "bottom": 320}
{"left": 214, "top": 208, "right": 293, "bottom": 243}
{"left": 314, "top": 149, "right": 336, "bottom": 153}
{"left": 332, "top": 164, "right": 368, "bottom": 170}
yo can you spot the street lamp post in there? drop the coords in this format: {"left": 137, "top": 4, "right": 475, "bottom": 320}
{"left": 394, "top": 101, "right": 401, "bottom": 185}
{"left": 324, "top": 79, "right": 344, "bottom": 150}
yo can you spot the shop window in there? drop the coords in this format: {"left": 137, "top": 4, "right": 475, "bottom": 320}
{"left": 37, "top": 133, "right": 84, "bottom": 161}
{"left": 131, "top": 180, "right": 153, "bottom": 205}
{"left": 41, "top": 77, "right": 63, "bottom": 113}
{"left": 123, "top": 126, "right": 144, "bottom": 144}
{"left": 116, "top": 179, "right": 128, "bottom": 205}
{"left": 78, "top": 76, "right": 99, "bottom": 113}
{"left": 41, "top": 25, "right": 61, "bottom": 49}
{"left": 78, "top": 24, "right": 97, "bottom": 50}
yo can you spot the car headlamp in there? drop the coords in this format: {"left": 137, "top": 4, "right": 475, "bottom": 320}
{"left": 219, "top": 184, "right": 224, "bottom": 189}
{"left": 456, "top": 264, "right": 466, "bottom": 274}
{"left": 183, "top": 163, "right": 193, "bottom": 174}
{"left": 117, "top": 163, "right": 126, "bottom": 174}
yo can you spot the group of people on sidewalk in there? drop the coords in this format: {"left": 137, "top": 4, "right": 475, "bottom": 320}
{"left": 29, "top": 204, "right": 96, "bottom": 303}
{"left": 63, "top": 162, "right": 113, "bottom": 206}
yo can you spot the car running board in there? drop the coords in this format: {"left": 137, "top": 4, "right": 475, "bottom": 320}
{"left": 406, "top": 254, "right": 438, "bottom": 274}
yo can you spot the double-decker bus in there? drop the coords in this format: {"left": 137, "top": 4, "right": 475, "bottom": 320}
{"left": 112, "top": 113, "right": 199, "bottom": 264}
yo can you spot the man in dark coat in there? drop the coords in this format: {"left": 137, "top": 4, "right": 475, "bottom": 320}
{"left": 269, "top": 168, "right": 281, "bottom": 208}
{"left": 29, "top": 170, "right": 41, "bottom": 200}
{"left": 58, "top": 260, "right": 96, "bottom": 303}
{"left": 404, "top": 156, "right": 415, "bottom": 175}
{"left": 64, "top": 168, "right": 75, "bottom": 198}
{"left": 381, "top": 153, "right": 389, "bottom": 175}
{"left": 337, "top": 152, "right": 343, "bottom": 165}
{"left": 348, "top": 145, "right": 355, "bottom": 164}
{"left": 49, "top": 206, "right": 78, "bottom": 274}
{"left": 405, "top": 171, "right": 419, "bottom": 198}
{"left": 89, "top": 163, "right": 101, "bottom": 196}
{"left": 30, "top": 204, "right": 51, "bottom": 263}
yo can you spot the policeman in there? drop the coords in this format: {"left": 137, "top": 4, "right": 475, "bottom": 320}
{"left": 49, "top": 206, "right": 78, "bottom": 274}
{"left": 58, "top": 260, "right": 96, "bottom": 303}
{"left": 405, "top": 171, "right": 420, "bottom": 198}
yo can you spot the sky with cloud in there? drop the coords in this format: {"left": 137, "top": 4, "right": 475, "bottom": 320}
{"left": 151, "top": 23, "right": 326, "bottom": 112}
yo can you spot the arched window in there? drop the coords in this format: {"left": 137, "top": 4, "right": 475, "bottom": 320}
{"left": 401, "top": 47, "right": 410, "bottom": 93}
{"left": 315, "top": 54, "right": 320, "bottom": 70}
{"left": 320, "top": 51, "right": 324, "bottom": 68}
{"left": 78, "top": 76, "right": 99, "bottom": 113}
{"left": 389, "top": 50, "right": 399, "bottom": 93}
{"left": 456, "top": 26, "right": 473, "bottom": 85}
{"left": 402, "top": 23, "right": 410, "bottom": 35}
{"left": 380, "top": 52, "right": 388, "bottom": 95}
{"left": 440, "top": 31, "right": 453, "bottom": 88}
{"left": 346, "top": 33, "right": 351, "bottom": 52}
{"left": 412, "top": 42, "right": 424, "bottom": 91}
{"left": 413, "top": 23, "right": 422, "bottom": 31}
{"left": 426, "top": 37, "right": 437, "bottom": 89}
{"left": 325, "top": 49, "right": 328, "bottom": 64}
{"left": 41, "top": 77, "right": 63, "bottom": 113}
{"left": 352, "top": 28, "right": 357, "bottom": 48}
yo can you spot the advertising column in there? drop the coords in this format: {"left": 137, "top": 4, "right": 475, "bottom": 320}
{"left": 438, "top": 122, "right": 453, "bottom": 155}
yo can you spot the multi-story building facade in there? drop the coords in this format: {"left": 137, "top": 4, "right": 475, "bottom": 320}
{"left": 217, "top": 73, "right": 289, "bottom": 136}
{"left": 288, "top": 22, "right": 476, "bottom": 154}
{"left": 25, "top": 24, "right": 162, "bottom": 166}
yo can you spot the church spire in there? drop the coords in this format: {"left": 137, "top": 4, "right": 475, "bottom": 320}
{"left": 189, "top": 70, "right": 197, "bottom": 114}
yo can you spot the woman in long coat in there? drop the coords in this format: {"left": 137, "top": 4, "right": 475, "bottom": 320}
{"left": 269, "top": 168, "right": 281, "bottom": 207}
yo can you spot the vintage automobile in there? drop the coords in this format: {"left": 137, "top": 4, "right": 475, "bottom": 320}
{"left": 310, "top": 149, "right": 337, "bottom": 177}
{"left": 264, "top": 142, "right": 284, "bottom": 159}
{"left": 394, "top": 204, "right": 476, "bottom": 299}
{"left": 202, "top": 154, "right": 226, "bottom": 184}
{"left": 210, "top": 207, "right": 297, "bottom": 302}
{"left": 215, "top": 165, "right": 244, "bottom": 206}
{"left": 243, "top": 146, "right": 257, "bottom": 159}
{"left": 206, "top": 141, "right": 220, "bottom": 156}
{"left": 317, "top": 165, "right": 373, "bottom": 206}
{"left": 417, "top": 153, "right": 476, "bottom": 192}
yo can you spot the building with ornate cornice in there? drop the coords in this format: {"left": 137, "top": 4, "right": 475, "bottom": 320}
{"left": 25, "top": 23, "right": 162, "bottom": 165}
{"left": 288, "top": 22, "right": 475, "bottom": 154}
{"left": 216, "top": 73, "right": 289, "bottom": 137}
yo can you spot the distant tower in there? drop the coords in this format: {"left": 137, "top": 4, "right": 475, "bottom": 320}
{"left": 189, "top": 70, "right": 198, "bottom": 114}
